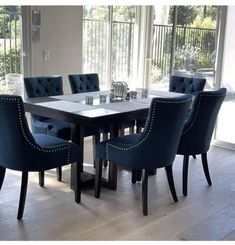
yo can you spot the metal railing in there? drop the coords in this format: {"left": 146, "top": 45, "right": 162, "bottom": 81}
{"left": 0, "top": 11, "right": 21, "bottom": 82}
{"left": 83, "top": 19, "right": 216, "bottom": 83}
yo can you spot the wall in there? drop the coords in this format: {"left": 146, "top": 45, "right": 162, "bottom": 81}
{"left": 23, "top": 6, "right": 83, "bottom": 94}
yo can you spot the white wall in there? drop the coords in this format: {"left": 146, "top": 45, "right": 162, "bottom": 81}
{"left": 25, "top": 6, "right": 83, "bottom": 94}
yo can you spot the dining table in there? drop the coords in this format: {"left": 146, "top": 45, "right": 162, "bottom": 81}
{"left": 24, "top": 89, "right": 182, "bottom": 191}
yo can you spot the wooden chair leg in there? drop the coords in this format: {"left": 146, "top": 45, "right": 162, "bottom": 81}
{"left": 119, "top": 125, "right": 125, "bottom": 136}
{"left": 129, "top": 126, "right": 134, "bottom": 134}
{"left": 17, "top": 172, "right": 28, "bottom": 220}
{"left": 136, "top": 169, "right": 142, "bottom": 181}
{"left": 39, "top": 171, "right": 44, "bottom": 187}
{"left": 183, "top": 155, "right": 189, "bottom": 196}
{"left": 136, "top": 125, "right": 142, "bottom": 133}
{"left": 142, "top": 169, "right": 148, "bottom": 216}
{"left": 74, "top": 161, "right": 81, "bottom": 203}
{"left": 201, "top": 153, "right": 212, "bottom": 185}
{"left": 165, "top": 165, "right": 178, "bottom": 202}
{"left": 0, "top": 166, "right": 6, "bottom": 191}
{"left": 95, "top": 158, "right": 103, "bottom": 198}
{"left": 56, "top": 167, "right": 62, "bottom": 181}
{"left": 132, "top": 170, "right": 137, "bottom": 184}
{"left": 192, "top": 155, "right": 196, "bottom": 159}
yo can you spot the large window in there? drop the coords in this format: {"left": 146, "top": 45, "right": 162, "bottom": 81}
{"left": 82, "top": 5, "right": 135, "bottom": 89}
{"left": 0, "top": 6, "right": 21, "bottom": 87}
{"left": 149, "top": 6, "right": 218, "bottom": 90}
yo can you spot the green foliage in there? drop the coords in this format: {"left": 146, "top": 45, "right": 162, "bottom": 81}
{"left": 0, "top": 48, "right": 21, "bottom": 79}
{"left": 169, "top": 6, "right": 197, "bottom": 26}
{"left": 113, "top": 6, "right": 135, "bottom": 22}
{"left": 83, "top": 5, "right": 135, "bottom": 22}
{"left": 191, "top": 16, "right": 216, "bottom": 29}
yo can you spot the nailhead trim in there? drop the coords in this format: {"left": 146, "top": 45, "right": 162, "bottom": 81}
{"left": 105, "top": 98, "right": 191, "bottom": 160}
{"left": 0, "top": 97, "right": 71, "bottom": 164}
{"left": 182, "top": 93, "right": 225, "bottom": 136}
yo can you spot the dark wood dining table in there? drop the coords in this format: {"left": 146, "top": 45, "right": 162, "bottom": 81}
{"left": 24, "top": 89, "right": 182, "bottom": 190}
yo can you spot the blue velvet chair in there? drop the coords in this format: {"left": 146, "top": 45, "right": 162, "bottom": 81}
{"left": 169, "top": 75, "right": 206, "bottom": 95}
{"left": 177, "top": 88, "right": 226, "bottom": 196}
{"left": 136, "top": 75, "right": 206, "bottom": 132}
{"left": 69, "top": 73, "right": 100, "bottom": 93}
{"left": 24, "top": 76, "right": 70, "bottom": 182}
{"left": 94, "top": 94, "right": 192, "bottom": 215}
{"left": 0, "top": 95, "right": 81, "bottom": 220}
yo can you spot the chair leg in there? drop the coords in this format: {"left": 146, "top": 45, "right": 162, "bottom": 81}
{"left": 201, "top": 153, "right": 212, "bottom": 185}
{"left": 136, "top": 170, "right": 142, "bottom": 181}
{"left": 95, "top": 158, "right": 103, "bottom": 198}
{"left": 136, "top": 126, "right": 142, "bottom": 133}
{"left": 165, "top": 165, "right": 178, "bottom": 202}
{"left": 119, "top": 125, "right": 125, "bottom": 136}
{"left": 183, "top": 155, "right": 189, "bottom": 196}
{"left": 129, "top": 126, "right": 134, "bottom": 134}
{"left": 132, "top": 170, "right": 137, "bottom": 184}
{"left": 142, "top": 169, "right": 148, "bottom": 216}
{"left": 74, "top": 161, "right": 81, "bottom": 203}
{"left": 0, "top": 166, "right": 6, "bottom": 191}
{"left": 56, "top": 167, "right": 62, "bottom": 181}
{"left": 192, "top": 155, "right": 196, "bottom": 159}
{"left": 17, "top": 172, "right": 28, "bottom": 220}
{"left": 39, "top": 171, "right": 44, "bottom": 187}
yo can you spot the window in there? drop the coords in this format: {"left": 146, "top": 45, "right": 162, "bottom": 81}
{"left": 82, "top": 5, "right": 136, "bottom": 90}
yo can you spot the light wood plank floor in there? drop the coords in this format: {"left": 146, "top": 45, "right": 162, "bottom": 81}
{"left": 0, "top": 138, "right": 235, "bottom": 241}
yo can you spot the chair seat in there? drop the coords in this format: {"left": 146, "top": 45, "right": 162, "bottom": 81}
{"left": 33, "top": 134, "right": 81, "bottom": 170}
{"left": 96, "top": 133, "right": 142, "bottom": 160}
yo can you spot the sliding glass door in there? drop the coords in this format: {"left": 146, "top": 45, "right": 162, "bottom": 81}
{"left": 214, "top": 6, "right": 235, "bottom": 148}
{"left": 148, "top": 5, "right": 219, "bottom": 91}
{"left": 82, "top": 5, "right": 135, "bottom": 90}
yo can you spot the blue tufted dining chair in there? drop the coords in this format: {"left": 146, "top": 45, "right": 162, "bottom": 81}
{"left": 0, "top": 95, "right": 81, "bottom": 220}
{"left": 94, "top": 94, "right": 192, "bottom": 215}
{"left": 24, "top": 76, "right": 70, "bottom": 182}
{"left": 136, "top": 75, "right": 206, "bottom": 133}
{"left": 169, "top": 75, "right": 206, "bottom": 95}
{"left": 177, "top": 88, "right": 226, "bottom": 196}
{"left": 69, "top": 73, "right": 100, "bottom": 93}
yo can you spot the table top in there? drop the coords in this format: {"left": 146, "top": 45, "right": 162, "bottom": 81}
{"left": 24, "top": 90, "right": 183, "bottom": 125}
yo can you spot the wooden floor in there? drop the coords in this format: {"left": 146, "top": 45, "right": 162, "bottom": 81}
{"left": 0, "top": 138, "right": 235, "bottom": 241}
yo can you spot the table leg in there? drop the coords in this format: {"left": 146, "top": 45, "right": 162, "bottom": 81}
{"left": 101, "top": 124, "right": 119, "bottom": 190}
{"left": 70, "top": 124, "right": 94, "bottom": 189}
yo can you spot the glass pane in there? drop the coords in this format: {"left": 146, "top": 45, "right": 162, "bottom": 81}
{"left": 112, "top": 6, "right": 135, "bottom": 83}
{"left": 149, "top": 5, "right": 218, "bottom": 91}
{"left": 173, "top": 6, "right": 217, "bottom": 89}
{"left": 0, "top": 6, "right": 21, "bottom": 85}
{"left": 149, "top": 5, "right": 172, "bottom": 90}
{"left": 82, "top": 6, "right": 109, "bottom": 88}
{"left": 215, "top": 6, "right": 235, "bottom": 145}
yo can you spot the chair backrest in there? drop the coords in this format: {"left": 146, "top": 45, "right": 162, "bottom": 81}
{"left": 24, "top": 76, "right": 64, "bottom": 122}
{"left": 24, "top": 76, "right": 64, "bottom": 98}
{"left": 132, "top": 94, "right": 192, "bottom": 169}
{"left": 68, "top": 73, "right": 100, "bottom": 93}
{"left": 169, "top": 75, "right": 206, "bottom": 95}
{"left": 177, "top": 88, "right": 227, "bottom": 155}
{"left": 0, "top": 95, "right": 37, "bottom": 171}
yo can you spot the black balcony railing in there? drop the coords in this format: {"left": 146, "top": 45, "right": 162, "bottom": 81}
{"left": 83, "top": 19, "right": 216, "bottom": 83}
